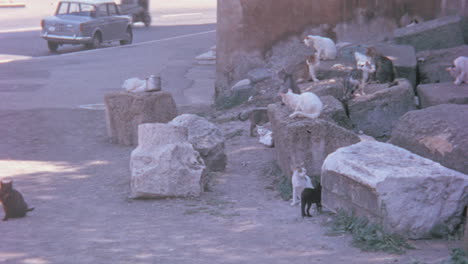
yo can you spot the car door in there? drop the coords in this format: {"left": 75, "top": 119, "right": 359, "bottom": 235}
{"left": 94, "top": 3, "right": 112, "bottom": 41}
{"left": 107, "top": 3, "right": 126, "bottom": 40}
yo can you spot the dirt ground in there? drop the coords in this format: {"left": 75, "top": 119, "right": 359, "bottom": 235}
{"left": 0, "top": 106, "right": 462, "bottom": 264}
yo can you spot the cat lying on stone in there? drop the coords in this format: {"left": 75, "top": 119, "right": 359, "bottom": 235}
{"left": 0, "top": 180, "right": 34, "bottom": 221}
{"left": 238, "top": 108, "right": 269, "bottom": 137}
{"left": 301, "top": 183, "right": 322, "bottom": 217}
{"left": 290, "top": 166, "right": 313, "bottom": 206}
{"left": 279, "top": 89, "right": 323, "bottom": 119}
{"left": 446, "top": 56, "right": 468, "bottom": 85}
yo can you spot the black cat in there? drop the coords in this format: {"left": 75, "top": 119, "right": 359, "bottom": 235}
{"left": 301, "top": 183, "right": 322, "bottom": 217}
{"left": 0, "top": 181, "right": 34, "bottom": 221}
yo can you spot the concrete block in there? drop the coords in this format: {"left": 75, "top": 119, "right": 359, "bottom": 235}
{"left": 390, "top": 104, "right": 468, "bottom": 175}
{"left": 394, "top": 16, "right": 465, "bottom": 52}
{"left": 347, "top": 79, "right": 416, "bottom": 140}
{"left": 268, "top": 103, "right": 360, "bottom": 181}
{"left": 417, "top": 82, "right": 468, "bottom": 108}
{"left": 322, "top": 141, "right": 468, "bottom": 239}
{"left": 104, "top": 91, "right": 178, "bottom": 146}
{"left": 417, "top": 45, "right": 468, "bottom": 84}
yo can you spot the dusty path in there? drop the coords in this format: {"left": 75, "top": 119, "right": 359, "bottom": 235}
{"left": 0, "top": 107, "right": 459, "bottom": 264}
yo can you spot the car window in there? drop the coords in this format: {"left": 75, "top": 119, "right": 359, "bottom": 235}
{"left": 80, "top": 4, "right": 95, "bottom": 17}
{"left": 107, "top": 4, "right": 118, "bottom": 16}
{"left": 69, "top": 2, "right": 80, "bottom": 15}
{"left": 95, "top": 4, "right": 108, "bottom": 17}
{"left": 56, "top": 2, "right": 69, "bottom": 15}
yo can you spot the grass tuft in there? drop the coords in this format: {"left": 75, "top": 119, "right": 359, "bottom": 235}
{"left": 327, "top": 209, "right": 415, "bottom": 254}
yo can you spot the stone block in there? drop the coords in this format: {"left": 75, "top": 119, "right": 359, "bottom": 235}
{"left": 417, "top": 45, "right": 468, "bottom": 84}
{"left": 247, "top": 68, "right": 272, "bottom": 83}
{"left": 130, "top": 123, "right": 206, "bottom": 198}
{"left": 104, "top": 91, "right": 177, "bottom": 146}
{"left": 322, "top": 141, "right": 468, "bottom": 239}
{"left": 390, "top": 104, "right": 468, "bottom": 175}
{"left": 347, "top": 79, "right": 416, "bottom": 140}
{"left": 298, "top": 79, "right": 345, "bottom": 101}
{"left": 267, "top": 103, "right": 360, "bottom": 181}
{"left": 417, "top": 82, "right": 468, "bottom": 108}
{"left": 320, "top": 96, "right": 352, "bottom": 129}
{"left": 170, "top": 114, "right": 227, "bottom": 172}
{"left": 394, "top": 16, "right": 465, "bottom": 52}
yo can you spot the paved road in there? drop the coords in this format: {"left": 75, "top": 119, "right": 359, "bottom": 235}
{"left": 0, "top": 0, "right": 217, "bottom": 109}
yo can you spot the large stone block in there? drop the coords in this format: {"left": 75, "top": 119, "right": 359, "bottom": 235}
{"left": 320, "top": 96, "right": 352, "bottom": 129}
{"left": 347, "top": 79, "right": 416, "bottom": 140}
{"left": 322, "top": 141, "right": 468, "bottom": 239}
{"left": 130, "top": 123, "right": 206, "bottom": 199}
{"left": 268, "top": 103, "right": 360, "bottom": 181}
{"left": 394, "top": 16, "right": 465, "bottom": 52}
{"left": 417, "top": 82, "right": 468, "bottom": 108}
{"left": 104, "top": 91, "right": 178, "bottom": 146}
{"left": 390, "top": 104, "right": 468, "bottom": 175}
{"left": 298, "top": 79, "right": 345, "bottom": 101}
{"left": 417, "top": 45, "right": 468, "bottom": 84}
{"left": 170, "top": 114, "right": 227, "bottom": 172}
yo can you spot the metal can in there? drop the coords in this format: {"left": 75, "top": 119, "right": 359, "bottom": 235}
{"left": 146, "top": 75, "right": 161, "bottom": 92}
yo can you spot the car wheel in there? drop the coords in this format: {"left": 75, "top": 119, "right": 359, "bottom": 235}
{"left": 120, "top": 27, "right": 133, "bottom": 45}
{"left": 47, "top": 41, "right": 59, "bottom": 53}
{"left": 143, "top": 13, "right": 151, "bottom": 27}
{"left": 86, "top": 32, "right": 101, "bottom": 49}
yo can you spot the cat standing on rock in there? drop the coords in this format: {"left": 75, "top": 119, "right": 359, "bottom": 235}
{"left": 446, "top": 56, "right": 468, "bottom": 85}
{"left": 279, "top": 89, "right": 323, "bottom": 119}
{"left": 0, "top": 180, "right": 34, "bottom": 221}
{"left": 343, "top": 53, "right": 376, "bottom": 98}
{"left": 303, "top": 35, "right": 337, "bottom": 60}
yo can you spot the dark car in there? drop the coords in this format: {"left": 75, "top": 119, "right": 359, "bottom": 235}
{"left": 41, "top": 0, "right": 133, "bottom": 52}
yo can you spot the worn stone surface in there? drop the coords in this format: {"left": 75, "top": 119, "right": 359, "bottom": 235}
{"left": 347, "top": 79, "right": 416, "bottom": 140}
{"left": 268, "top": 103, "right": 360, "bottom": 181}
{"left": 417, "top": 45, "right": 468, "bottom": 84}
{"left": 130, "top": 123, "right": 206, "bottom": 198}
{"left": 394, "top": 16, "right": 464, "bottom": 52}
{"left": 298, "top": 79, "right": 345, "bottom": 101}
{"left": 389, "top": 104, "right": 468, "bottom": 175}
{"left": 322, "top": 141, "right": 468, "bottom": 239}
{"left": 320, "top": 96, "right": 353, "bottom": 129}
{"left": 104, "top": 91, "right": 178, "bottom": 146}
{"left": 417, "top": 82, "right": 468, "bottom": 108}
{"left": 247, "top": 68, "right": 272, "bottom": 83}
{"left": 170, "top": 114, "right": 227, "bottom": 172}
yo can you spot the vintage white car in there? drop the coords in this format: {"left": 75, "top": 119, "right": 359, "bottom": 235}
{"left": 41, "top": 0, "right": 133, "bottom": 52}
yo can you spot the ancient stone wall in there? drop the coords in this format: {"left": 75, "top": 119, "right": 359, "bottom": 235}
{"left": 215, "top": 0, "right": 468, "bottom": 97}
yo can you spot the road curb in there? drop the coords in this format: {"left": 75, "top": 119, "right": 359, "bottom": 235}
{"left": 0, "top": 2, "right": 25, "bottom": 8}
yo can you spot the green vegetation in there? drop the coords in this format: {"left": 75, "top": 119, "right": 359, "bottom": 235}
{"left": 261, "top": 160, "right": 292, "bottom": 201}
{"left": 327, "top": 209, "right": 415, "bottom": 254}
{"left": 445, "top": 248, "right": 468, "bottom": 264}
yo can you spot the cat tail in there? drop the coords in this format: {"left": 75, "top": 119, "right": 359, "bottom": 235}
{"left": 291, "top": 111, "right": 321, "bottom": 119}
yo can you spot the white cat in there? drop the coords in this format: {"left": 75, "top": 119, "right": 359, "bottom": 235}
{"left": 279, "top": 89, "right": 323, "bottom": 119}
{"left": 256, "top": 125, "right": 274, "bottom": 147}
{"left": 306, "top": 53, "right": 320, "bottom": 82}
{"left": 303, "top": 35, "right": 337, "bottom": 60}
{"left": 290, "top": 166, "right": 314, "bottom": 206}
{"left": 122, "top": 77, "right": 146, "bottom": 93}
{"left": 446, "top": 56, "right": 468, "bottom": 85}
{"left": 353, "top": 51, "right": 376, "bottom": 95}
